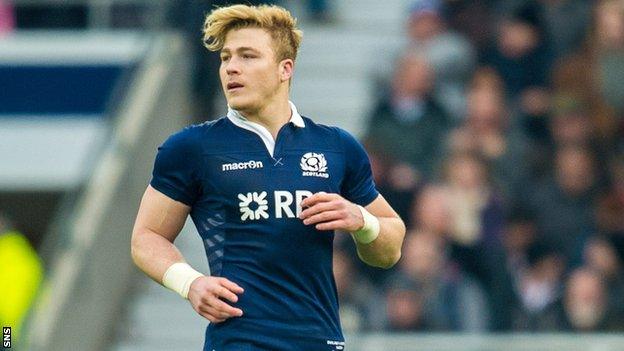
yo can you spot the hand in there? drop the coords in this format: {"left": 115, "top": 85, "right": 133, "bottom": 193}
{"left": 188, "top": 276, "right": 244, "bottom": 323}
{"left": 299, "top": 192, "right": 364, "bottom": 232}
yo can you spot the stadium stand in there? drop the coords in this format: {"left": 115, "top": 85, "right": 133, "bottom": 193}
{"left": 12, "top": 32, "right": 192, "bottom": 350}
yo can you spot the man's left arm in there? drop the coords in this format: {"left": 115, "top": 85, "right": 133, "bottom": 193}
{"left": 300, "top": 192, "right": 405, "bottom": 269}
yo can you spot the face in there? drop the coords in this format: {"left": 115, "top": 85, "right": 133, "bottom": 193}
{"left": 504, "top": 221, "right": 536, "bottom": 255}
{"left": 585, "top": 239, "right": 620, "bottom": 277}
{"left": 408, "top": 12, "right": 443, "bottom": 42}
{"left": 392, "top": 55, "right": 434, "bottom": 98}
{"left": 447, "top": 155, "right": 487, "bottom": 190}
{"left": 386, "top": 289, "right": 423, "bottom": 330}
{"left": 556, "top": 148, "right": 595, "bottom": 196}
{"left": 412, "top": 186, "right": 450, "bottom": 234}
{"left": 401, "top": 231, "right": 444, "bottom": 280}
{"left": 596, "top": 2, "right": 624, "bottom": 48}
{"left": 532, "top": 255, "right": 563, "bottom": 283}
{"left": 219, "top": 27, "right": 293, "bottom": 113}
{"left": 565, "top": 270, "right": 606, "bottom": 330}
{"left": 499, "top": 21, "right": 539, "bottom": 58}
{"left": 467, "top": 88, "right": 505, "bottom": 131}
{"left": 551, "top": 112, "right": 592, "bottom": 146}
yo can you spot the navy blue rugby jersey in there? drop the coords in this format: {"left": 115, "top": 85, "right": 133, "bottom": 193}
{"left": 150, "top": 102, "right": 379, "bottom": 351}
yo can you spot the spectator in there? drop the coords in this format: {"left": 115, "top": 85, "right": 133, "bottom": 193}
{"left": 527, "top": 92, "right": 599, "bottom": 179}
{"left": 377, "top": 162, "right": 421, "bottom": 227}
{"left": 563, "top": 268, "right": 624, "bottom": 331}
{"left": 524, "top": 145, "right": 599, "bottom": 265}
{"left": 442, "top": 152, "right": 504, "bottom": 250}
{"left": 594, "top": 0, "right": 624, "bottom": 115}
{"left": 444, "top": 0, "right": 499, "bottom": 54}
{"left": 409, "top": 184, "right": 451, "bottom": 237}
{"left": 502, "top": 208, "right": 538, "bottom": 284}
{"left": 583, "top": 238, "right": 624, "bottom": 318}
{"left": 599, "top": 156, "right": 624, "bottom": 261}
{"left": 404, "top": 0, "right": 476, "bottom": 119}
{"left": 548, "top": 93, "right": 595, "bottom": 148}
{"left": 448, "top": 70, "right": 534, "bottom": 198}
{"left": 551, "top": 0, "right": 623, "bottom": 151}
{"left": 384, "top": 230, "right": 489, "bottom": 331}
{"left": 365, "top": 52, "right": 451, "bottom": 180}
{"left": 366, "top": 142, "right": 422, "bottom": 227}
{"left": 439, "top": 151, "right": 513, "bottom": 330}
{"left": 333, "top": 248, "right": 376, "bottom": 332}
{"left": 481, "top": 2, "right": 554, "bottom": 110}
{"left": 383, "top": 276, "right": 426, "bottom": 331}
{"left": 511, "top": 242, "right": 565, "bottom": 331}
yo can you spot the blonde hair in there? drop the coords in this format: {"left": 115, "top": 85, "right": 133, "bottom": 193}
{"left": 202, "top": 4, "right": 303, "bottom": 62}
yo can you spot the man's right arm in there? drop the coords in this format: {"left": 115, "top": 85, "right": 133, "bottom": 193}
{"left": 131, "top": 185, "right": 190, "bottom": 281}
{"left": 131, "top": 185, "right": 244, "bottom": 323}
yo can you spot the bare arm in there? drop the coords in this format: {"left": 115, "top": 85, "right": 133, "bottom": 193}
{"left": 352, "top": 195, "right": 405, "bottom": 268}
{"left": 300, "top": 193, "right": 405, "bottom": 269}
{"left": 131, "top": 185, "right": 190, "bottom": 282}
{"left": 131, "top": 185, "right": 244, "bottom": 323}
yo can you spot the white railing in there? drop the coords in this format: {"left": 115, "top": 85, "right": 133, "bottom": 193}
{"left": 346, "top": 333, "right": 624, "bottom": 351}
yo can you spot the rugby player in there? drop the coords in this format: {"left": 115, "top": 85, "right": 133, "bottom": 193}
{"left": 131, "top": 4, "right": 405, "bottom": 350}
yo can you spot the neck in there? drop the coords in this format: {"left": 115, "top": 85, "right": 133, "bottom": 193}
{"left": 238, "top": 98, "right": 291, "bottom": 139}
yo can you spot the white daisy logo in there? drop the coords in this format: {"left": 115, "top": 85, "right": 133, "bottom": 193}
{"left": 301, "top": 152, "right": 329, "bottom": 178}
{"left": 238, "top": 191, "right": 269, "bottom": 221}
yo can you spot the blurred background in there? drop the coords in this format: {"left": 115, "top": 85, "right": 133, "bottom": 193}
{"left": 2, "top": 0, "right": 624, "bottom": 350}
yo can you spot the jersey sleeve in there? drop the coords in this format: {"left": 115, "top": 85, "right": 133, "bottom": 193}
{"left": 337, "top": 128, "right": 379, "bottom": 207}
{"left": 150, "top": 128, "right": 202, "bottom": 206}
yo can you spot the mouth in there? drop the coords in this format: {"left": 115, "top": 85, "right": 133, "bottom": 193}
{"left": 227, "top": 82, "right": 244, "bottom": 91}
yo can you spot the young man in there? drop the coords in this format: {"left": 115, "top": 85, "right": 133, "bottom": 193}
{"left": 131, "top": 4, "right": 405, "bottom": 350}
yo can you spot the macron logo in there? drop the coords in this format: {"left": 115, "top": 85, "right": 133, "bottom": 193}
{"left": 222, "top": 160, "right": 264, "bottom": 172}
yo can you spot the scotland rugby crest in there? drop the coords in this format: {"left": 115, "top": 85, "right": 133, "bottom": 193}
{"left": 300, "top": 152, "right": 329, "bottom": 178}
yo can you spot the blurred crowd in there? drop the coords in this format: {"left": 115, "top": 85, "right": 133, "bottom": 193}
{"left": 335, "top": 0, "right": 624, "bottom": 333}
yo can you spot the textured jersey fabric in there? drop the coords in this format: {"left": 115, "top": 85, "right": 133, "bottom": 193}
{"left": 150, "top": 106, "right": 378, "bottom": 351}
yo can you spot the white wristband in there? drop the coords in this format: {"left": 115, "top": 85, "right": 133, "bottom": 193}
{"left": 162, "top": 262, "right": 204, "bottom": 299}
{"left": 353, "top": 205, "right": 380, "bottom": 244}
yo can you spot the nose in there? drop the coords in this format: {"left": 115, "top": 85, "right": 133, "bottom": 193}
{"left": 225, "top": 57, "right": 241, "bottom": 75}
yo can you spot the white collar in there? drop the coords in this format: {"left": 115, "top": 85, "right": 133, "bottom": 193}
{"left": 226, "top": 101, "right": 305, "bottom": 157}
{"left": 227, "top": 101, "right": 305, "bottom": 128}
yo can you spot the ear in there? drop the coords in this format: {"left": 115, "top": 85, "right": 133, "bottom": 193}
{"left": 279, "top": 59, "right": 294, "bottom": 83}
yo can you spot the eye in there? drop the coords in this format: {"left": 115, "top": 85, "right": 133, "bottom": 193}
{"left": 220, "top": 55, "right": 230, "bottom": 62}
{"left": 242, "top": 54, "right": 256, "bottom": 59}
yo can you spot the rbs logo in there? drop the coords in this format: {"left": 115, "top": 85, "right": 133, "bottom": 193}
{"left": 238, "top": 190, "right": 312, "bottom": 221}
